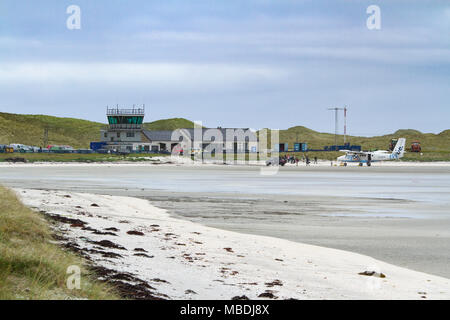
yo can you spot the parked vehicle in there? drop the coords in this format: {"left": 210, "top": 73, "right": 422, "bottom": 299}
{"left": 410, "top": 141, "right": 422, "bottom": 152}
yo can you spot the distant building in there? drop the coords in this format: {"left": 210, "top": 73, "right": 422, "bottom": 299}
{"left": 142, "top": 128, "right": 258, "bottom": 154}
{"left": 100, "top": 106, "right": 152, "bottom": 152}
{"left": 100, "top": 106, "right": 258, "bottom": 154}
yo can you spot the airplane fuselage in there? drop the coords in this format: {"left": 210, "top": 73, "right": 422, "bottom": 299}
{"left": 337, "top": 152, "right": 400, "bottom": 163}
{"left": 337, "top": 138, "right": 406, "bottom": 165}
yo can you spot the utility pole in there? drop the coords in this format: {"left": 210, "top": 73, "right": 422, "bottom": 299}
{"left": 327, "top": 107, "right": 347, "bottom": 147}
{"left": 43, "top": 128, "right": 49, "bottom": 148}
{"left": 343, "top": 106, "right": 347, "bottom": 144}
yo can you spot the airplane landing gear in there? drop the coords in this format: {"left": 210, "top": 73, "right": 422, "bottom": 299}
{"left": 359, "top": 162, "right": 363, "bottom": 167}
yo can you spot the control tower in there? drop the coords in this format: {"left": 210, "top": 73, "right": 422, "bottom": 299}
{"left": 101, "top": 105, "right": 150, "bottom": 152}
{"left": 107, "top": 105, "right": 145, "bottom": 130}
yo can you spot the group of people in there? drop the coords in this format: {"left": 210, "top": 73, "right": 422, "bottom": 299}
{"left": 278, "top": 154, "right": 318, "bottom": 166}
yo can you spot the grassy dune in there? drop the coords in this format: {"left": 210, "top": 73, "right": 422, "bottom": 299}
{"left": 0, "top": 113, "right": 104, "bottom": 149}
{"left": 275, "top": 127, "right": 450, "bottom": 161}
{"left": 1, "top": 112, "right": 449, "bottom": 161}
{"left": 0, "top": 186, "right": 118, "bottom": 299}
{"left": 0, "top": 113, "right": 195, "bottom": 149}
{"left": 143, "top": 117, "right": 196, "bottom": 131}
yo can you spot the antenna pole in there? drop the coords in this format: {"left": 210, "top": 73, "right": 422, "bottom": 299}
{"left": 328, "top": 107, "right": 347, "bottom": 147}
{"left": 344, "top": 107, "right": 347, "bottom": 144}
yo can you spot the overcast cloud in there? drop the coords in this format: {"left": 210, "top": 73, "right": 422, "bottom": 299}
{"left": 0, "top": 0, "right": 449, "bottom": 135}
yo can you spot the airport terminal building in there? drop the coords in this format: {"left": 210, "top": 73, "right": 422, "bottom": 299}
{"left": 100, "top": 106, "right": 258, "bottom": 154}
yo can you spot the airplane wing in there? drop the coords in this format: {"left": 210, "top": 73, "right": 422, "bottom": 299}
{"left": 340, "top": 150, "right": 368, "bottom": 155}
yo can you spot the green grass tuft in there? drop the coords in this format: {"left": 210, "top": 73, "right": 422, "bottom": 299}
{"left": 0, "top": 186, "right": 119, "bottom": 300}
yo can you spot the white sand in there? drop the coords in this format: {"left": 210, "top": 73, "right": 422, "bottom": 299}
{"left": 16, "top": 188, "right": 450, "bottom": 300}
{"left": 1, "top": 155, "right": 450, "bottom": 168}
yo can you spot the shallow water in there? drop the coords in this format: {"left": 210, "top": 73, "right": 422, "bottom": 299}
{"left": 1, "top": 164, "right": 450, "bottom": 277}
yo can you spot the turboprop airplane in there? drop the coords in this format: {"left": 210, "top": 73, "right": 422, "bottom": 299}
{"left": 337, "top": 138, "right": 406, "bottom": 166}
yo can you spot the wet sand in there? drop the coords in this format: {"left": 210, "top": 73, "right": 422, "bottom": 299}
{"left": 16, "top": 188, "right": 450, "bottom": 299}
{"left": 1, "top": 163, "right": 450, "bottom": 277}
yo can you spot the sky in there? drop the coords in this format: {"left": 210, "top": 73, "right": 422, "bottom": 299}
{"left": 0, "top": 0, "right": 449, "bottom": 136}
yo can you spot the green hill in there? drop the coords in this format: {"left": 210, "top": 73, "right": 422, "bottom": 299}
{"left": 143, "top": 118, "right": 196, "bottom": 131}
{"left": 0, "top": 113, "right": 104, "bottom": 149}
{"left": 276, "top": 126, "right": 450, "bottom": 161}
{"left": 0, "top": 113, "right": 196, "bottom": 149}
{"left": 0, "top": 112, "right": 448, "bottom": 161}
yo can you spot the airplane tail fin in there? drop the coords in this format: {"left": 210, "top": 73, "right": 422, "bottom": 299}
{"left": 392, "top": 138, "right": 406, "bottom": 159}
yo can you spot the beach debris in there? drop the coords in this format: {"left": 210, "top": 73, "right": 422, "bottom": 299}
{"left": 150, "top": 224, "right": 160, "bottom": 227}
{"left": 418, "top": 291, "right": 427, "bottom": 298}
{"left": 100, "top": 251, "right": 123, "bottom": 259}
{"left": 265, "top": 280, "right": 283, "bottom": 287}
{"left": 232, "top": 295, "right": 250, "bottom": 300}
{"left": 358, "top": 271, "right": 386, "bottom": 278}
{"left": 82, "top": 247, "right": 122, "bottom": 259}
{"left": 63, "top": 195, "right": 71, "bottom": 198}
{"left": 224, "top": 247, "right": 234, "bottom": 253}
{"left": 127, "top": 230, "right": 145, "bottom": 236}
{"left": 47, "top": 214, "right": 87, "bottom": 227}
{"left": 75, "top": 205, "right": 82, "bottom": 209}
{"left": 70, "top": 222, "right": 85, "bottom": 228}
{"left": 90, "top": 239, "right": 126, "bottom": 250}
{"left": 90, "top": 203, "right": 100, "bottom": 207}
{"left": 104, "top": 227, "right": 120, "bottom": 232}
{"left": 118, "top": 220, "right": 130, "bottom": 224}
{"left": 82, "top": 226, "right": 117, "bottom": 236}
{"left": 258, "top": 292, "right": 278, "bottom": 299}
{"left": 185, "top": 289, "right": 197, "bottom": 295}
{"left": 90, "top": 266, "right": 165, "bottom": 300}
{"left": 275, "top": 258, "right": 284, "bottom": 262}
{"left": 134, "top": 248, "right": 147, "bottom": 252}
{"left": 133, "top": 253, "right": 154, "bottom": 258}
{"left": 151, "top": 278, "right": 170, "bottom": 284}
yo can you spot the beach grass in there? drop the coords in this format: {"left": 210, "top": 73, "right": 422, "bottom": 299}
{"left": 0, "top": 186, "right": 119, "bottom": 299}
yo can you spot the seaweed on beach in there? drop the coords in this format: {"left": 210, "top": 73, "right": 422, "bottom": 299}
{"left": 89, "top": 266, "right": 167, "bottom": 300}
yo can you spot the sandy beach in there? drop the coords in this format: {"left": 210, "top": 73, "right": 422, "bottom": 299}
{"left": 1, "top": 162, "right": 450, "bottom": 280}
{"left": 15, "top": 188, "right": 450, "bottom": 300}
{"left": 1, "top": 156, "right": 450, "bottom": 168}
